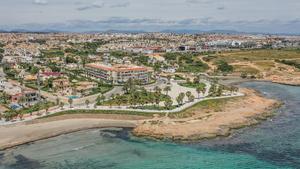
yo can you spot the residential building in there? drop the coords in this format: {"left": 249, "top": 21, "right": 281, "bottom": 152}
{"left": 53, "top": 78, "right": 70, "bottom": 92}
{"left": 75, "top": 81, "right": 98, "bottom": 95}
{"left": 3, "top": 83, "right": 40, "bottom": 106}
{"left": 85, "top": 63, "right": 151, "bottom": 84}
{"left": 22, "top": 89, "right": 40, "bottom": 107}
{"left": 41, "top": 72, "right": 63, "bottom": 81}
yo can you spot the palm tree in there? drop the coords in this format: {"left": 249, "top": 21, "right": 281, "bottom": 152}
{"left": 68, "top": 98, "right": 73, "bottom": 108}
{"left": 193, "top": 76, "right": 200, "bottom": 84}
{"left": 100, "top": 95, "right": 106, "bottom": 103}
{"left": 123, "top": 78, "right": 135, "bottom": 94}
{"left": 96, "top": 94, "right": 102, "bottom": 104}
{"left": 167, "top": 75, "right": 172, "bottom": 84}
{"left": 141, "top": 97, "right": 147, "bottom": 108}
{"left": 56, "top": 97, "right": 60, "bottom": 105}
{"left": 196, "top": 85, "right": 206, "bottom": 98}
{"left": 217, "top": 85, "right": 223, "bottom": 96}
{"left": 176, "top": 93, "right": 185, "bottom": 106}
{"left": 135, "top": 92, "right": 142, "bottom": 106}
{"left": 188, "top": 95, "right": 195, "bottom": 102}
{"left": 85, "top": 99, "right": 90, "bottom": 108}
{"left": 123, "top": 81, "right": 130, "bottom": 94}
{"left": 109, "top": 94, "right": 115, "bottom": 108}
{"left": 179, "top": 92, "right": 185, "bottom": 104}
{"left": 164, "top": 98, "right": 173, "bottom": 110}
{"left": 18, "top": 111, "right": 24, "bottom": 120}
{"left": 45, "top": 106, "right": 49, "bottom": 115}
{"left": 115, "top": 94, "right": 122, "bottom": 107}
{"left": 19, "top": 77, "right": 24, "bottom": 87}
{"left": 129, "top": 94, "right": 136, "bottom": 107}
{"left": 3, "top": 111, "right": 11, "bottom": 121}
{"left": 202, "top": 86, "right": 206, "bottom": 96}
{"left": 230, "top": 86, "right": 238, "bottom": 93}
{"left": 154, "top": 92, "right": 161, "bottom": 107}
{"left": 154, "top": 86, "right": 162, "bottom": 94}
{"left": 176, "top": 95, "right": 182, "bottom": 106}
{"left": 4, "top": 111, "right": 17, "bottom": 121}
{"left": 111, "top": 94, "right": 115, "bottom": 100}
{"left": 196, "top": 86, "right": 202, "bottom": 98}
{"left": 186, "top": 78, "right": 191, "bottom": 84}
{"left": 163, "top": 86, "right": 171, "bottom": 95}
{"left": 186, "top": 91, "right": 192, "bottom": 101}
{"left": 149, "top": 94, "right": 156, "bottom": 106}
{"left": 60, "top": 102, "right": 64, "bottom": 110}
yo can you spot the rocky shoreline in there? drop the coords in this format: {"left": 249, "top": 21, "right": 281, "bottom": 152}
{"left": 133, "top": 88, "right": 281, "bottom": 141}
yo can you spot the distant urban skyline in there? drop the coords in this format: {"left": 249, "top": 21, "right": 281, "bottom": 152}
{"left": 1, "top": 0, "right": 300, "bottom": 34}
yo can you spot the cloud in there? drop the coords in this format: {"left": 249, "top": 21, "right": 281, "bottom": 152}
{"left": 76, "top": 0, "right": 130, "bottom": 11}
{"left": 109, "top": 2, "right": 130, "bottom": 8}
{"left": 185, "top": 0, "right": 214, "bottom": 5}
{"left": 77, "top": 1, "right": 104, "bottom": 11}
{"left": 32, "top": 0, "right": 48, "bottom": 5}
{"left": 217, "top": 6, "right": 225, "bottom": 10}
{"left": 4, "top": 17, "right": 300, "bottom": 34}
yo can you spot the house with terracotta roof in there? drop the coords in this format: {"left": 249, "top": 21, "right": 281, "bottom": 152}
{"left": 40, "top": 72, "right": 63, "bottom": 81}
{"left": 53, "top": 78, "right": 70, "bottom": 93}
{"left": 3, "top": 83, "right": 40, "bottom": 106}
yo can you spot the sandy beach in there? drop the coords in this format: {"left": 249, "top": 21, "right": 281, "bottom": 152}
{"left": 133, "top": 88, "right": 281, "bottom": 141}
{"left": 0, "top": 114, "right": 147, "bottom": 150}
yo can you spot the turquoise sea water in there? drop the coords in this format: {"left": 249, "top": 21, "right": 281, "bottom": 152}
{"left": 0, "top": 82, "right": 299, "bottom": 169}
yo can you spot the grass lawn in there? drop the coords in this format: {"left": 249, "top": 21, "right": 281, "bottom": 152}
{"left": 43, "top": 109, "right": 158, "bottom": 118}
{"left": 169, "top": 97, "right": 238, "bottom": 118}
{"left": 174, "top": 74, "right": 185, "bottom": 80}
{"left": 132, "top": 105, "right": 178, "bottom": 111}
{"left": 179, "top": 82, "right": 206, "bottom": 89}
{"left": 85, "top": 86, "right": 113, "bottom": 96}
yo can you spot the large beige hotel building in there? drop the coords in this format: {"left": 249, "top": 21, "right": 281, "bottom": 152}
{"left": 85, "top": 63, "right": 151, "bottom": 84}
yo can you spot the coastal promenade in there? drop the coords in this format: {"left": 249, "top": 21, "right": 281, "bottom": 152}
{"left": 0, "top": 91, "right": 244, "bottom": 126}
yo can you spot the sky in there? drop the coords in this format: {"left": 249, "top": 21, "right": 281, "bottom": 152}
{"left": 0, "top": 0, "right": 300, "bottom": 34}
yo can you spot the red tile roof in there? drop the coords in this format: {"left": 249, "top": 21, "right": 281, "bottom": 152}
{"left": 86, "top": 63, "right": 148, "bottom": 72}
{"left": 41, "top": 72, "right": 63, "bottom": 77}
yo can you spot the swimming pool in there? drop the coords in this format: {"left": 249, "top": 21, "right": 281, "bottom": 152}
{"left": 68, "top": 95, "right": 79, "bottom": 99}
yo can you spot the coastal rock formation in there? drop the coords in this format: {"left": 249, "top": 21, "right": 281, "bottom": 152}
{"left": 133, "top": 88, "right": 281, "bottom": 141}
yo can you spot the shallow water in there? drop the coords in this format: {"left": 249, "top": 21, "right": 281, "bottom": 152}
{"left": 0, "top": 82, "right": 299, "bottom": 169}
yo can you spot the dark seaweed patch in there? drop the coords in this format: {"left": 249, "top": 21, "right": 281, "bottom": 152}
{"left": 9, "top": 154, "right": 43, "bottom": 169}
